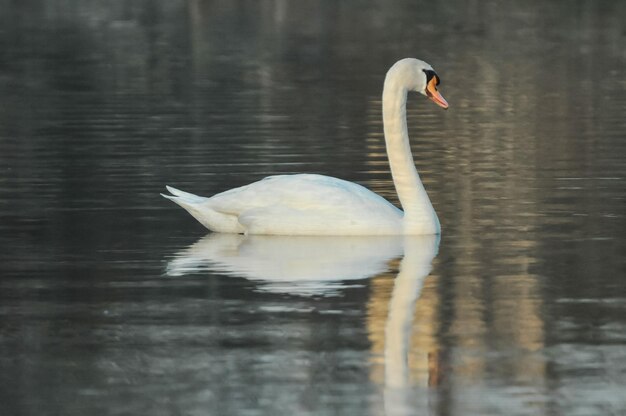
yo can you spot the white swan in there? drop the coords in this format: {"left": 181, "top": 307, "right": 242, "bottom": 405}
{"left": 162, "top": 58, "right": 448, "bottom": 235}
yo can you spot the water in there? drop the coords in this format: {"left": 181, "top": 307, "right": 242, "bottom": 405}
{"left": 1, "top": 1, "right": 625, "bottom": 415}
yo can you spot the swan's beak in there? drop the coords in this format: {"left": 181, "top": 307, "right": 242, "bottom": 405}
{"left": 426, "top": 77, "right": 449, "bottom": 109}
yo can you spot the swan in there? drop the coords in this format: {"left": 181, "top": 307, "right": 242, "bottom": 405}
{"left": 162, "top": 58, "right": 448, "bottom": 235}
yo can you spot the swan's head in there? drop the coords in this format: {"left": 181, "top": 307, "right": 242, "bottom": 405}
{"left": 387, "top": 58, "right": 449, "bottom": 109}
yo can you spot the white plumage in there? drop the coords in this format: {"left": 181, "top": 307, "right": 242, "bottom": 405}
{"left": 162, "top": 58, "right": 448, "bottom": 235}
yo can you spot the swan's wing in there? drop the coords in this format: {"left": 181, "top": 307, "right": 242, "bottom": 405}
{"left": 206, "top": 174, "right": 403, "bottom": 235}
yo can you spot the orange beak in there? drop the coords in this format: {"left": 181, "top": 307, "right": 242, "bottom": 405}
{"left": 426, "top": 76, "right": 449, "bottom": 109}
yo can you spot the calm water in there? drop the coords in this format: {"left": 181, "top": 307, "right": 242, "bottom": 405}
{"left": 1, "top": 1, "right": 625, "bottom": 415}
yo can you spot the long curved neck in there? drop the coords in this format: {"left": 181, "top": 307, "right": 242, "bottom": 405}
{"left": 382, "top": 74, "right": 438, "bottom": 233}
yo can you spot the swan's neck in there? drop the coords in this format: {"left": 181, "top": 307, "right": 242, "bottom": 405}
{"left": 383, "top": 77, "right": 439, "bottom": 234}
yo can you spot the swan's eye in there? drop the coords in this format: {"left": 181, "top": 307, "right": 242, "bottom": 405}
{"left": 423, "top": 69, "right": 441, "bottom": 88}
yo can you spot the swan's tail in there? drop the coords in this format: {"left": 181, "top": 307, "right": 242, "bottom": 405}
{"left": 161, "top": 186, "right": 243, "bottom": 233}
{"left": 161, "top": 186, "right": 210, "bottom": 222}
{"left": 162, "top": 186, "right": 207, "bottom": 204}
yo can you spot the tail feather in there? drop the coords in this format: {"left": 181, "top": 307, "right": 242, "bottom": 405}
{"left": 162, "top": 185, "right": 243, "bottom": 233}
{"left": 164, "top": 186, "right": 207, "bottom": 204}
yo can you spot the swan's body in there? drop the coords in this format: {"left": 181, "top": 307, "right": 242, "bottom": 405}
{"left": 163, "top": 58, "right": 448, "bottom": 235}
{"left": 164, "top": 175, "right": 403, "bottom": 235}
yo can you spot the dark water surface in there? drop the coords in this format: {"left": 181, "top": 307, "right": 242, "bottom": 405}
{"left": 1, "top": 1, "right": 625, "bottom": 415}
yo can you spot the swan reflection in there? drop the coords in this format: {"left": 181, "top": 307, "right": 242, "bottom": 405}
{"left": 383, "top": 236, "right": 440, "bottom": 416}
{"left": 167, "top": 233, "right": 440, "bottom": 414}
{"left": 166, "top": 233, "right": 425, "bottom": 296}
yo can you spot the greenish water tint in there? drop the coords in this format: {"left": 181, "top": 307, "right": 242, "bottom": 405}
{"left": 0, "top": 1, "right": 625, "bottom": 415}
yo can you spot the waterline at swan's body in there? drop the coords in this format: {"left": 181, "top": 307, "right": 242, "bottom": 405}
{"left": 162, "top": 58, "right": 447, "bottom": 236}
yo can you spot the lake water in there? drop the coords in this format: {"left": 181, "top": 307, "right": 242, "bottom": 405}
{"left": 1, "top": 1, "right": 625, "bottom": 415}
